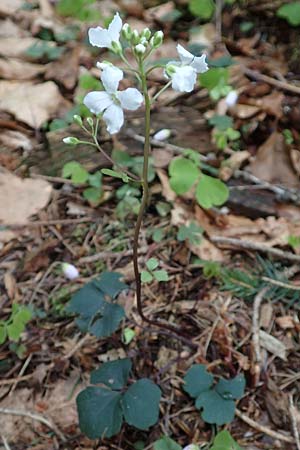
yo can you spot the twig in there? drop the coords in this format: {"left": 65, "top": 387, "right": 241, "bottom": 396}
{"left": 252, "top": 287, "right": 269, "bottom": 385}
{"left": 1, "top": 435, "right": 11, "bottom": 450}
{"left": 215, "top": 0, "right": 223, "bottom": 43}
{"left": 29, "top": 261, "right": 60, "bottom": 304}
{"left": 61, "top": 334, "right": 91, "bottom": 360}
{"left": 262, "top": 276, "right": 300, "bottom": 291}
{"left": 0, "top": 407, "right": 66, "bottom": 442}
{"left": 235, "top": 408, "right": 295, "bottom": 444}
{"left": 289, "top": 394, "right": 300, "bottom": 450}
{"left": 4, "top": 217, "right": 94, "bottom": 228}
{"left": 243, "top": 66, "right": 300, "bottom": 95}
{"left": 10, "top": 354, "right": 32, "bottom": 395}
{"left": 210, "top": 236, "right": 300, "bottom": 262}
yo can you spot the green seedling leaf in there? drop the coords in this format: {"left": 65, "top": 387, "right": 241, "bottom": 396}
{"left": 195, "top": 389, "right": 236, "bottom": 425}
{"left": 62, "top": 161, "right": 89, "bottom": 184}
{"left": 141, "top": 271, "right": 153, "bottom": 283}
{"left": 226, "top": 128, "right": 240, "bottom": 141}
{"left": 189, "top": 0, "right": 215, "bottom": 20}
{"left": 88, "top": 171, "right": 102, "bottom": 188}
{"left": 277, "top": 1, "right": 300, "bottom": 26}
{"left": 122, "top": 378, "right": 161, "bottom": 430}
{"left": 123, "top": 327, "right": 136, "bottom": 345}
{"left": 91, "top": 358, "right": 132, "bottom": 390}
{"left": 216, "top": 374, "right": 245, "bottom": 400}
{"left": 146, "top": 258, "right": 159, "bottom": 271}
{"left": 152, "top": 229, "right": 165, "bottom": 243}
{"left": 156, "top": 201, "right": 171, "bottom": 217}
{"left": 7, "top": 321, "right": 24, "bottom": 341}
{"left": 288, "top": 235, "right": 300, "bottom": 249}
{"left": 169, "top": 158, "right": 199, "bottom": 195}
{"left": 153, "top": 270, "right": 169, "bottom": 282}
{"left": 211, "top": 430, "right": 242, "bottom": 450}
{"left": 196, "top": 175, "right": 229, "bottom": 209}
{"left": 0, "top": 325, "right": 7, "bottom": 345}
{"left": 177, "top": 222, "right": 203, "bottom": 245}
{"left": 83, "top": 187, "right": 103, "bottom": 204}
{"left": 183, "top": 365, "right": 214, "bottom": 398}
{"left": 77, "top": 387, "right": 123, "bottom": 439}
{"left": 101, "top": 168, "right": 129, "bottom": 183}
{"left": 154, "top": 436, "right": 182, "bottom": 450}
{"left": 202, "top": 261, "right": 222, "bottom": 279}
{"left": 209, "top": 115, "right": 233, "bottom": 131}
{"left": 116, "top": 184, "right": 141, "bottom": 200}
{"left": 199, "top": 68, "right": 229, "bottom": 91}
{"left": 116, "top": 197, "right": 141, "bottom": 220}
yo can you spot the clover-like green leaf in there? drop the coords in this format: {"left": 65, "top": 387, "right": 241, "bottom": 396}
{"left": 122, "top": 379, "right": 161, "bottom": 430}
{"left": 195, "top": 389, "right": 236, "bottom": 425}
{"left": 153, "top": 270, "right": 169, "bottom": 282}
{"left": 95, "top": 272, "right": 127, "bottom": 298}
{"left": 169, "top": 158, "right": 199, "bottom": 195}
{"left": 89, "top": 302, "right": 125, "bottom": 338}
{"left": 83, "top": 187, "right": 103, "bottom": 204}
{"left": 141, "top": 270, "right": 153, "bottom": 283}
{"left": 154, "top": 436, "right": 182, "bottom": 450}
{"left": 209, "top": 115, "right": 233, "bottom": 131}
{"left": 183, "top": 365, "right": 214, "bottom": 398}
{"left": 77, "top": 387, "right": 123, "bottom": 439}
{"left": 196, "top": 174, "right": 229, "bottom": 209}
{"left": 211, "top": 430, "right": 242, "bottom": 450}
{"left": 91, "top": 358, "right": 132, "bottom": 390}
{"left": 277, "top": 1, "right": 300, "bottom": 26}
{"left": 177, "top": 222, "right": 203, "bottom": 245}
{"left": 215, "top": 374, "right": 245, "bottom": 400}
{"left": 62, "top": 161, "right": 89, "bottom": 184}
{"left": 189, "top": 0, "right": 215, "bottom": 19}
{"left": 146, "top": 258, "right": 159, "bottom": 271}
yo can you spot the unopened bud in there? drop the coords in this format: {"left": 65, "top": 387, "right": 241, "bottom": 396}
{"left": 73, "top": 115, "right": 82, "bottom": 126}
{"left": 63, "top": 137, "right": 80, "bottom": 145}
{"left": 134, "top": 43, "right": 146, "bottom": 56}
{"left": 122, "top": 23, "right": 132, "bottom": 40}
{"left": 131, "top": 29, "right": 140, "bottom": 45}
{"left": 153, "top": 128, "right": 172, "bottom": 141}
{"left": 225, "top": 90, "right": 238, "bottom": 107}
{"left": 141, "top": 28, "right": 151, "bottom": 40}
{"left": 150, "top": 30, "right": 163, "bottom": 49}
{"left": 165, "top": 64, "right": 176, "bottom": 77}
{"left": 96, "top": 60, "right": 111, "bottom": 70}
{"left": 111, "top": 40, "right": 122, "bottom": 55}
{"left": 62, "top": 263, "right": 79, "bottom": 280}
{"left": 87, "top": 117, "right": 94, "bottom": 128}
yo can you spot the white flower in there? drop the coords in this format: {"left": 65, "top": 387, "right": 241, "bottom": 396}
{"left": 225, "top": 90, "right": 238, "bottom": 107}
{"left": 165, "top": 43, "right": 208, "bottom": 93}
{"left": 153, "top": 128, "right": 171, "bottom": 141}
{"left": 62, "top": 263, "right": 79, "bottom": 280}
{"left": 183, "top": 445, "right": 199, "bottom": 450}
{"left": 83, "top": 65, "right": 143, "bottom": 134}
{"left": 88, "top": 12, "right": 122, "bottom": 49}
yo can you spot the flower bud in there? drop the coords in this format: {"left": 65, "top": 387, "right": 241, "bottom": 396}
{"left": 62, "top": 262, "right": 79, "bottom": 280}
{"left": 141, "top": 27, "right": 151, "bottom": 40}
{"left": 122, "top": 23, "right": 132, "bottom": 40}
{"left": 134, "top": 43, "right": 146, "bottom": 56}
{"left": 153, "top": 128, "right": 172, "bottom": 141}
{"left": 111, "top": 40, "right": 122, "bottom": 55}
{"left": 96, "top": 60, "right": 111, "bottom": 70}
{"left": 225, "top": 90, "right": 238, "bottom": 107}
{"left": 131, "top": 29, "right": 140, "bottom": 45}
{"left": 140, "top": 36, "right": 148, "bottom": 45}
{"left": 87, "top": 117, "right": 94, "bottom": 128}
{"left": 165, "top": 64, "right": 176, "bottom": 77}
{"left": 63, "top": 137, "right": 80, "bottom": 145}
{"left": 73, "top": 115, "right": 82, "bottom": 126}
{"left": 150, "top": 30, "right": 163, "bottom": 49}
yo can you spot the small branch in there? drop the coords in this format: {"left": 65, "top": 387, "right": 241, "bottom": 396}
{"left": 1, "top": 435, "right": 11, "bottom": 450}
{"left": 262, "top": 276, "right": 300, "bottom": 291}
{"left": 243, "top": 67, "right": 300, "bottom": 95}
{"left": 0, "top": 408, "right": 66, "bottom": 442}
{"left": 210, "top": 236, "right": 300, "bottom": 263}
{"left": 289, "top": 394, "right": 300, "bottom": 450}
{"left": 235, "top": 408, "right": 295, "bottom": 444}
{"left": 252, "top": 287, "right": 269, "bottom": 386}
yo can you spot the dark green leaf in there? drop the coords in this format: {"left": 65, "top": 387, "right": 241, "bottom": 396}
{"left": 83, "top": 187, "right": 102, "bottom": 204}
{"left": 77, "top": 387, "right": 123, "bottom": 439}
{"left": 122, "top": 379, "right": 161, "bottom": 430}
{"left": 88, "top": 172, "right": 102, "bottom": 188}
{"left": 215, "top": 374, "right": 245, "bottom": 400}
{"left": 101, "top": 168, "right": 129, "bottom": 182}
{"left": 95, "top": 272, "right": 127, "bottom": 298}
{"left": 91, "top": 358, "right": 132, "bottom": 390}
{"left": 196, "top": 175, "right": 229, "bottom": 209}
{"left": 177, "top": 222, "right": 203, "bottom": 245}
{"left": 154, "top": 436, "right": 182, "bottom": 450}
{"left": 199, "top": 68, "right": 229, "bottom": 90}
{"left": 89, "top": 302, "right": 125, "bottom": 338}
{"left": 183, "top": 365, "right": 213, "bottom": 398}
{"left": 209, "top": 115, "right": 233, "bottom": 131}
{"left": 195, "top": 389, "right": 236, "bottom": 425}
{"left": 169, "top": 157, "right": 199, "bottom": 195}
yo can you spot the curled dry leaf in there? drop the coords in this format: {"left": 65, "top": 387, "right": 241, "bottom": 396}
{"left": 0, "top": 37, "right": 39, "bottom": 58}
{"left": 0, "top": 58, "right": 45, "bottom": 80}
{"left": 0, "top": 171, "right": 52, "bottom": 225}
{"left": 0, "top": 80, "right": 67, "bottom": 128}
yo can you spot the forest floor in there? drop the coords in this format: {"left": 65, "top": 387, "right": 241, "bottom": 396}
{"left": 0, "top": 0, "right": 300, "bottom": 449}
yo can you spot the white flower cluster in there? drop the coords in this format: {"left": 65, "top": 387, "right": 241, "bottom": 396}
{"left": 83, "top": 13, "right": 209, "bottom": 135}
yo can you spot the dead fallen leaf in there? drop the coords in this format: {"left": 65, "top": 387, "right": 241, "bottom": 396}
{"left": 233, "top": 104, "right": 260, "bottom": 119}
{"left": 259, "top": 330, "right": 287, "bottom": 360}
{"left": 220, "top": 150, "right": 250, "bottom": 180}
{"left": 4, "top": 272, "right": 17, "bottom": 299}
{"left": 0, "top": 80, "right": 67, "bottom": 128}
{"left": 0, "top": 37, "right": 39, "bottom": 58}
{"left": 0, "top": 171, "right": 52, "bottom": 225}
{"left": 0, "top": 0, "right": 23, "bottom": 16}
{"left": 248, "top": 132, "right": 300, "bottom": 188}
{"left": 45, "top": 47, "right": 80, "bottom": 90}
{"left": 0, "top": 19, "right": 23, "bottom": 38}
{"left": 0, "top": 130, "right": 33, "bottom": 151}
{"left": 259, "top": 303, "right": 273, "bottom": 329}
{"left": 276, "top": 316, "right": 295, "bottom": 329}
{"left": 253, "top": 91, "right": 284, "bottom": 119}
{"left": 0, "top": 58, "right": 45, "bottom": 80}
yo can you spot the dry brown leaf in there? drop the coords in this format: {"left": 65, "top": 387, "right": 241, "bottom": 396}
{"left": 0, "top": 58, "right": 45, "bottom": 80}
{"left": 259, "top": 330, "right": 287, "bottom": 360}
{"left": 259, "top": 303, "right": 273, "bottom": 329}
{"left": 253, "top": 91, "right": 284, "bottom": 119}
{"left": 276, "top": 316, "right": 295, "bottom": 329}
{"left": 190, "top": 237, "right": 224, "bottom": 261}
{"left": 220, "top": 150, "right": 250, "bottom": 180}
{"left": 0, "top": 130, "right": 33, "bottom": 151}
{"left": 0, "top": 80, "right": 67, "bottom": 128}
{"left": 0, "top": 171, "right": 52, "bottom": 225}
{"left": 45, "top": 47, "right": 80, "bottom": 90}
{"left": 0, "top": 19, "right": 23, "bottom": 38}
{"left": 248, "top": 132, "right": 300, "bottom": 188}
{"left": 0, "top": 0, "right": 23, "bottom": 16}
{"left": 0, "top": 37, "right": 39, "bottom": 58}
{"left": 144, "top": 1, "right": 176, "bottom": 24}
{"left": 233, "top": 104, "right": 260, "bottom": 119}
{"left": 4, "top": 272, "right": 17, "bottom": 299}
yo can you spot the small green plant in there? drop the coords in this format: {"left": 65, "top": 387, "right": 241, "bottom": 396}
{"left": 199, "top": 68, "right": 232, "bottom": 100}
{"left": 153, "top": 430, "right": 242, "bottom": 450}
{"left": 168, "top": 150, "right": 229, "bottom": 209}
{"left": 277, "top": 1, "right": 300, "bottom": 26}
{"left": 141, "top": 258, "right": 169, "bottom": 283}
{"left": 0, "top": 304, "right": 32, "bottom": 345}
{"left": 189, "top": 0, "right": 237, "bottom": 21}
{"left": 288, "top": 235, "right": 300, "bottom": 250}
{"left": 177, "top": 222, "right": 203, "bottom": 245}
{"left": 183, "top": 364, "right": 245, "bottom": 425}
{"left": 26, "top": 42, "right": 65, "bottom": 60}
{"left": 77, "top": 358, "right": 161, "bottom": 438}
{"left": 56, "top": 0, "right": 101, "bottom": 21}
{"left": 283, "top": 129, "right": 294, "bottom": 145}
{"left": 62, "top": 161, "right": 103, "bottom": 205}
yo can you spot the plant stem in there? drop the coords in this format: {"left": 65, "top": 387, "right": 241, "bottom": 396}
{"left": 151, "top": 80, "right": 172, "bottom": 103}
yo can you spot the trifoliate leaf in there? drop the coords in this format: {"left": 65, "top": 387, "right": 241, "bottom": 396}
{"left": 277, "top": 2, "right": 300, "bottom": 26}
{"left": 209, "top": 115, "right": 233, "bottom": 131}
{"left": 196, "top": 175, "right": 229, "bottom": 208}
{"left": 122, "top": 379, "right": 161, "bottom": 430}
{"left": 91, "top": 358, "right": 132, "bottom": 390}
{"left": 169, "top": 158, "right": 199, "bottom": 195}
{"left": 215, "top": 374, "right": 245, "bottom": 400}
{"left": 195, "top": 389, "right": 236, "bottom": 425}
{"left": 62, "top": 161, "right": 89, "bottom": 184}
{"left": 89, "top": 302, "right": 125, "bottom": 338}
{"left": 95, "top": 272, "right": 127, "bottom": 298}
{"left": 177, "top": 222, "right": 203, "bottom": 245}
{"left": 153, "top": 270, "right": 169, "bottom": 282}
{"left": 77, "top": 387, "right": 123, "bottom": 439}
{"left": 146, "top": 258, "right": 159, "bottom": 271}
{"left": 141, "top": 271, "right": 153, "bottom": 283}
{"left": 183, "top": 365, "right": 214, "bottom": 398}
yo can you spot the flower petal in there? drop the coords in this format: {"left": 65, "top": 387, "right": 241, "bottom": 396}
{"left": 191, "top": 54, "right": 208, "bottom": 73}
{"left": 108, "top": 12, "right": 122, "bottom": 43}
{"left": 88, "top": 27, "right": 111, "bottom": 48}
{"left": 83, "top": 91, "right": 113, "bottom": 114}
{"left": 103, "top": 104, "right": 124, "bottom": 134}
{"left": 101, "top": 65, "right": 123, "bottom": 94}
{"left": 176, "top": 43, "right": 194, "bottom": 65}
{"left": 117, "top": 88, "right": 143, "bottom": 110}
{"left": 171, "top": 66, "right": 197, "bottom": 93}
